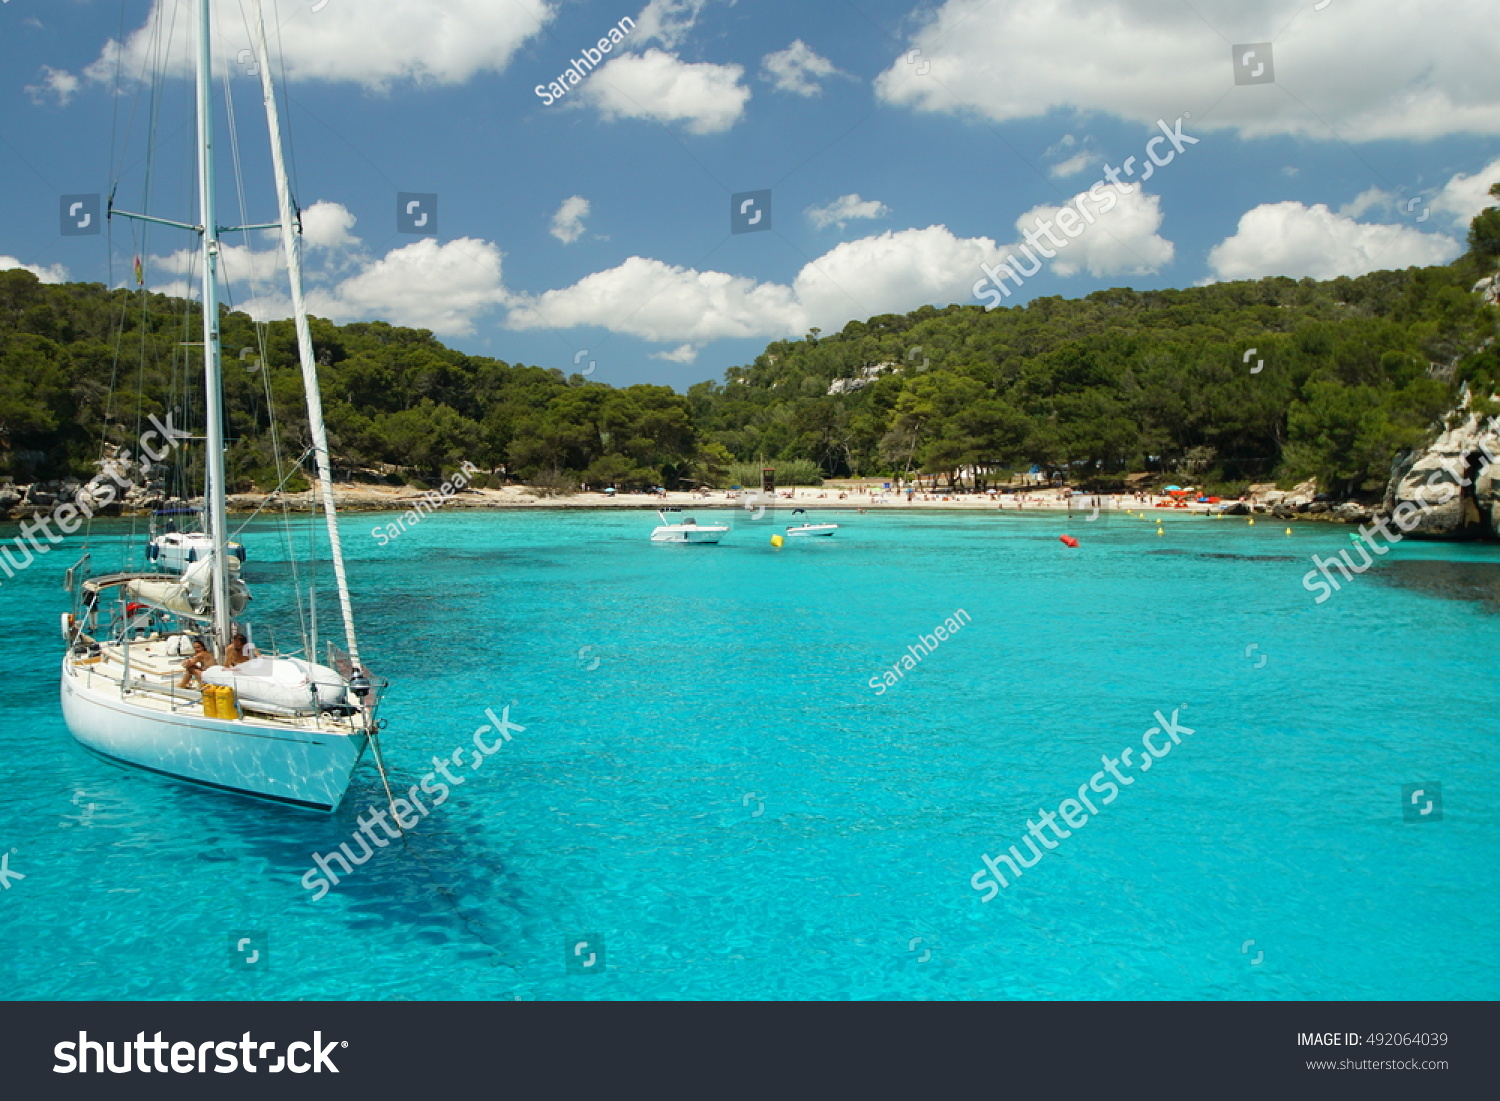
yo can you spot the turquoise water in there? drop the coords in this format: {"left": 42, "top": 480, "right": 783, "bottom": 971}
{"left": 1, "top": 506, "right": 1496, "bottom": 1000}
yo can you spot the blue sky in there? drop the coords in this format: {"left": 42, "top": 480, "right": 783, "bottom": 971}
{"left": 2, "top": 0, "right": 1498, "bottom": 389}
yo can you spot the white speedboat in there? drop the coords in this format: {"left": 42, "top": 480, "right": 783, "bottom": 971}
{"left": 147, "top": 509, "right": 245, "bottom": 572}
{"left": 59, "top": 0, "right": 385, "bottom": 812}
{"left": 650, "top": 509, "right": 730, "bottom": 544}
{"left": 785, "top": 509, "right": 839, "bottom": 537}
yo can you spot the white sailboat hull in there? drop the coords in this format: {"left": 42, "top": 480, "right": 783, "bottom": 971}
{"left": 61, "top": 658, "right": 365, "bottom": 811}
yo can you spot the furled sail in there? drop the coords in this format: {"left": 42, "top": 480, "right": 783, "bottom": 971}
{"left": 124, "top": 553, "right": 249, "bottom": 620}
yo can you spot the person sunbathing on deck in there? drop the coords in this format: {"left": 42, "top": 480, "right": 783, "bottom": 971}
{"left": 224, "top": 633, "right": 253, "bottom": 668}
{"left": 178, "top": 639, "right": 213, "bottom": 689}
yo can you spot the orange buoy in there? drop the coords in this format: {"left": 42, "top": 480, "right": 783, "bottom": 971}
{"left": 1060, "top": 535, "right": 1079, "bottom": 547}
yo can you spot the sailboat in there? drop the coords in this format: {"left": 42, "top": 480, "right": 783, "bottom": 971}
{"left": 58, "top": 0, "right": 382, "bottom": 811}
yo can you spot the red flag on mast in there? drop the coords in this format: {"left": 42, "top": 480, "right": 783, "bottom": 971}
{"left": 132, "top": 254, "right": 143, "bottom": 286}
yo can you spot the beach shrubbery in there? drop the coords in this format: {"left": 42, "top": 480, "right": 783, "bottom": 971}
{"left": 717, "top": 460, "right": 825, "bottom": 489}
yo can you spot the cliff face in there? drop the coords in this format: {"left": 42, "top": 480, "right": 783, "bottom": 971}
{"left": 1383, "top": 408, "right": 1500, "bottom": 539}
{"left": 1378, "top": 274, "right": 1500, "bottom": 540}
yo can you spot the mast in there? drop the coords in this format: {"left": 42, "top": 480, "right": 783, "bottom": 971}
{"left": 196, "top": 0, "right": 233, "bottom": 652}
{"left": 252, "top": 1, "right": 363, "bottom": 672}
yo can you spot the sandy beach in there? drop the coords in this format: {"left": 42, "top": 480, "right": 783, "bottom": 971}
{"left": 233, "top": 483, "right": 1204, "bottom": 515}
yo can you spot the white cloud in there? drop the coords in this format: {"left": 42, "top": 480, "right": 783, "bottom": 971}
{"left": 874, "top": 0, "right": 1500, "bottom": 142}
{"left": 633, "top": 0, "right": 710, "bottom": 49}
{"left": 305, "top": 238, "right": 508, "bottom": 337}
{"left": 1339, "top": 187, "right": 1393, "bottom": 219}
{"left": 651, "top": 343, "right": 700, "bottom": 364}
{"left": 806, "top": 194, "right": 891, "bottom": 230}
{"left": 0, "top": 257, "right": 68, "bottom": 283}
{"left": 584, "top": 48, "right": 749, "bottom": 134}
{"left": 129, "top": 197, "right": 502, "bottom": 338}
{"left": 148, "top": 280, "right": 195, "bottom": 301}
{"left": 1044, "top": 134, "right": 1095, "bottom": 179}
{"left": 506, "top": 225, "right": 1032, "bottom": 344}
{"left": 25, "top": 66, "right": 80, "bottom": 106}
{"left": 549, "top": 196, "right": 591, "bottom": 244}
{"left": 760, "top": 40, "right": 842, "bottom": 97}
{"left": 1049, "top": 152, "right": 1092, "bottom": 179}
{"left": 1430, "top": 157, "right": 1500, "bottom": 222}
{"left": 231, "top": 226, "right": 508, "bottom": 338}
{"left": 151, "top": 242, "right": 284, "bottom": 288}
{"left": 301, "top": 201, "right": 361, "bottom": 251}
{"left": 1206, "top": 201, "right": 1461, "bottom": 281}
{"left": 87, "top": 0, "right": 552, "bottom": 88}
{"left": 504, "top": 204, "right": 1180, "bottom": 348}
{"left": 507, "top": 255, "right": 800, "bottom": 344}
{"left": 1013, "top": 187, "right": 1174, "bottom": 277}
{"left": 792, "top": 226, "right": 1011, "bottom": 330}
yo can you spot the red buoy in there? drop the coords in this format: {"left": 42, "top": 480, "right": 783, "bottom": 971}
{"left": 1060, "top": 535, "right": 1079, "bottom": 547}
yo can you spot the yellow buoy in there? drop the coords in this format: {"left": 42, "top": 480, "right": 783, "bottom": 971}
{"left": 1156, "top": 526, "right": 1164, "bottom": 536}
{"left": 770, "top": 534, "right": 784, "bottom": 548}
{"left": 1285, "top": 527, "right": 1292, "bottom": 535}
{"left": 1248, "top": 517, "right": 1255, "bottom": 525}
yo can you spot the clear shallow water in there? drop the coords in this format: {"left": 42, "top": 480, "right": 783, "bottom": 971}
{"left": 1, "top": 506, "right": 1496, "bottom": 1001}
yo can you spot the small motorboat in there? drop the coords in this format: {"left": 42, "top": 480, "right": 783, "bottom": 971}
{"left": 146, "top": 509, "right": 245, "bottom": 573}
{"left": 785, "top": 509, "right": 839, "bottom": 537}
{"left": 650, "top": 509, "right": 730, "bottom": 544}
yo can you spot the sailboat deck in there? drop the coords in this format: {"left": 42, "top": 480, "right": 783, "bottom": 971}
{"left": 68, "top": 637, "right": 358, "bottom": 734}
